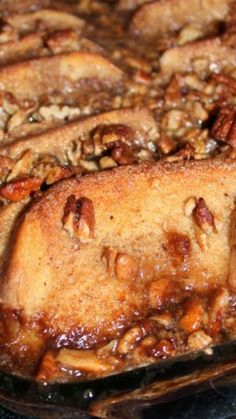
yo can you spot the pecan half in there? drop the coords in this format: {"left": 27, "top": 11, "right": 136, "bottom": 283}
{"left": 0, "top": 177, "right": 41, "bottom": 201}
{"left": 211, "top": 106, "right": 236, "bottom": 147}
{"left": 192, "top": 198, "right": 216, "bottom": 234}
{"left": 62, "top": 195, "right": 95, "bottom": 243}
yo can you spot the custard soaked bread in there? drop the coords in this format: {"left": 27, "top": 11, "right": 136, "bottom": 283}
{"left": 0, "top": 0, "right": 236, "bottom": 385}
{"left": 1, "top": 159, "right": 236, "bottom": 381}
{"left": 131, "top": 0, "right": 232, "bottom": 37}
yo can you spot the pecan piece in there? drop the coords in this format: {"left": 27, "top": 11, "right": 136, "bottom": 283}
{"left": 0, "top": 177, "right": 41, "bottom": 201}
{"left": 117, "top": 326, "right": 143, "bottom": 355}
{"left": 0, "top": 155, "right": 14, "bottom": 181}
{"left": 166, "top": 232, "right": 191, "bottom": 269}
{"left": 115, "top": 253, "right": 138, "bottom": 280}
{"left": 109, "top": 141, "right": 136, "bottom": 165}
{"left": 102, "top": 247, "right": 138, "bottom": 280}
{"left": 179, "top": 298, "right": 204, "bottom": 333}
{"left": 100, "top": 124, "right": 134, "bottom": 145}
{"left": 211, "top": 106, "right": 236, "bottom": 147}
{"left": 208, "top": 288, "right": 229, "bottom": 337}
{"left": 46, "top": 165, "right": 82, "bottom": 185}
{"left": 62, "top": 195, "right": 95, "bottom": 243}
{"left": 164, "top": 75, "right": 182, "bottom": 107}
{"left": 102, "top": 247, "right": 118, "bottom": 275}
{"left": 36, "top": 351, "right": 58, "bottom": 382}
{"left": 212, "top": 73, "right": 236, "bottom": 93}
{"left": 188, "top": 330, "right": 212, "bottom": 351}
{"left": 192, "top": 198, "right": 216, "bottom": 234}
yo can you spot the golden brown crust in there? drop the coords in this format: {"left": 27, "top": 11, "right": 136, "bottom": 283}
{"left": 160, "top": 37, "right": 236, "bottom": 74}
{"left": 0, "top": 52, "right": 123, "bottom": 101}
{"left": 131, "top": 0, "right": 232, "bottom": 37}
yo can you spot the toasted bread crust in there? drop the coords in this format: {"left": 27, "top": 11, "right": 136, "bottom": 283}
{"left": 131, "top": 0, "right": 231, "bottom": 37}
{"left": 6, "top": 9, "right": 85, "bottom": 33}
{"left": 160, "top": 37, "right": 236, "bottom": 74}
{"left": 0, "top": 52, "right": 123, "bottom": 100}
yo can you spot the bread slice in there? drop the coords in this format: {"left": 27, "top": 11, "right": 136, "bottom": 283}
{"left": 131, "top": 0, "right": 231, "bottom": 37}
{"left": 160, "top": 37, "right": 236, "bottom": 75}
{"left": 1, "top": 158, "right": 236, "bottom": 352}
{"left": 0, "top": 108, "right": 157, "bottom": 162}
{"left": 0, "top": 51, "right": 123, "bottom": 101}
{"left": 6, "top": 9, "right": 85, "bottom": 33}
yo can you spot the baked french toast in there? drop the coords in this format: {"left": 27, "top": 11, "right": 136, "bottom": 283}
{"left": 131, "top": 0, "right": 232, "bottom": 37}
{"left": 0, "top": 0, "right": 235, "bottom": 384}
{"left": 0, "top": 159, "right": 236, "bottom": 381}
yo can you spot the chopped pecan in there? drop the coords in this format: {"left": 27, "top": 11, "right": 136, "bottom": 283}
{"left": 166, "top": 232, "right": 191, "bottom": 269}
{"left": 159, "top": 133, "right": 176, "bottom": 155}
{"left": 149, "top": 278, "right": 182, "bottom": 310}
{"left": 102, "top": 246, "right": 118, "bottom": 275}
{"left": 109, "top": 141, "right": 136, "bottom": 165}
{"left": 117, "top": 326, "right": 143, "bottom": 355}
{"left": 192, "top": 198, "right": 216, "bottom": 234}
{"left": 149, "top": 339, "right": 175, "bottom": 359}
{"left": 57, "top": 349, "right": 118, "bottom": 374}
{"left": 99, "top": 156, "right": 117, "bottom": 169}
{"left": 212, "top": 73, "right": 236, "bottom": 93}
{"left": 62, "top": 195, "right": 95, "bottom": 243}
{"left": 6, "top": 150, "right": 34, "bottom": 182}
{"left": 188, "top": 330, "right": 212, "bottom": 351}
{"left": 115, "top": 253, "right": 138, "bottom": 281}
{"left": 100, "top": 124, "right": 135, "bottom": 145}
{"left": 0, "top": 177, "right": 41, "bottom": 201}
{"left": 164, "top": 144, "right": 194, "bottom": 162}
{"left": 164, "top": 75, "right": 182, "bottom": 107}
{"left": 208, "top": 288, "right": 229, "bottom": 337}
{"left": 211, "top": 106, "right": 236, "bottom": 148}
{"left": 46, "top": 29, "right": 79, "bottom": 54}
{"left": 134, "top": 69, "right": 152, "bottom": 84}
{"left": 0, "top": 155, "right": 14, "bottom": 181}
{"left": 184, "top": 197, "right": 197, "bottom": 217}
{"left": 179, "top": 298, "right": 204, "bottom": 333}
{"left": 45, "top": 165, "right": 82, "bottom": 185}
{"left": 36, "top": 351, "right": 58, "bottom": 382}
